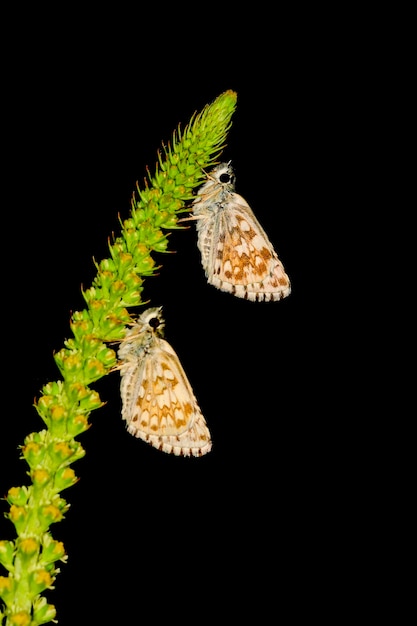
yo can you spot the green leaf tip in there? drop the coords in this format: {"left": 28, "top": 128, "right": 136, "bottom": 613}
{"left": 129, "top": 89, "right": 238, "bottom": 228}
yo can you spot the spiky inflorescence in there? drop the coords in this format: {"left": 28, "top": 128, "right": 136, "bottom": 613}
{"left": 0, "top": 90, "right": 237, "bottom": 625}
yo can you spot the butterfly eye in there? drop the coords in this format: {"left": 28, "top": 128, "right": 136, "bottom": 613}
{"left": 219, "top": 173, "right": 231, "bottom": 183}
{"left": 149, "top": 317, "right": 160, "bottom": 329}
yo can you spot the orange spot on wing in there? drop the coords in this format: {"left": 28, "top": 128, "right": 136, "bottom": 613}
{"left": 260, "top": 247, "right": 272, "bottom": 260}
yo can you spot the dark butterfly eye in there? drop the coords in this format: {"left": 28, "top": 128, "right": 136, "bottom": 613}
{"left": 149, "top": 317, "right": 160, "bottom": 329}
{"left": 219, "top": 173, "right": 231, "bottom": 183}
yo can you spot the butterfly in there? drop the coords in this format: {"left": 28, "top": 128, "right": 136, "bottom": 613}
{"left": 181, "top": 162, "right": 291, "bottom": 302}
{"left": 117, "top": 306, "right": 212, "bottom": 457}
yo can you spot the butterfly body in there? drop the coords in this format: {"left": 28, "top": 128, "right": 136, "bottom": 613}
{"left": 191, "top": 162, "right": 291, "bottom": 302}
{"left": 118, "top": 307, "right": 212, "bottom": 457}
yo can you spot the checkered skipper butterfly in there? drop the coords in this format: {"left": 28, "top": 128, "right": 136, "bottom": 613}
{"left": 117, "top": 307, "right": 212, "bottom": 457}
{"left": 183, "top": 162, "right": 291, "bottom": 302}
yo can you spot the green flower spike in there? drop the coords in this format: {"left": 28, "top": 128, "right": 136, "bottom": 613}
{"left": 0, "top": 89, "right": 237, "bottom": 625}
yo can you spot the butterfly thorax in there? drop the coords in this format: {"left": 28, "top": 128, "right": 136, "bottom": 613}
{"left": 192, "top": 163, "right": 236, "bottom": 216}
{"left": 118, "top": 307, "right": 165, "bottom": 361}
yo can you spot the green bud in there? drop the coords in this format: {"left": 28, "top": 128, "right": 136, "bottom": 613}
{"left": 31, "top": 469, "right": 51, "bottom": 489}
{"left": 8, "top": 505, "right": 28, "bottom": 534}
{"left": 38, "top": 503, "right": 66, "bottom": 530}
{"left": 97, "top": 310, "right": 131, "bottom": 338}
{"left": 160, "top": 214, "right": 179, "bottom": 229}
{"left": 84, "top": 357, "right": 108, "bottom": 382}
{"left": 49, "top": 405, "right": 68, "bottom": 437}
{"left": 35, "top": 395, "right": 68, "bottom": 433}
{"left": 70, "top": 316, "right": 95, "bottom": 341}
{"left": 40, "top": 381, "right": 64, "bottom": 397}
{"left": 66, "top": 413, "right": 90, "bottom": 437}
{"left": 15, "top": 538, "right": 40, "bottom": 572}
{"left": 96, "top": 345, "right": 117, "bottom": 367}
{"left": 124, "top": 270, "right": 144, "bottom": 290}
{"left": 82, "top": 286, "right": 98, "bottom": 304}
{"left": 152, "top": 238, "right": 169, "bottom": 253}
{"left": 23, "top": 429, "right": 49, "bottom": 449}
{"left": 40, "top": 535, "right": 66, "bottom": 565}
{"left": 71, "top": 385, "right": 102, "bottom": 410}
{"left": 54, "top": 467, "right": 78, "bottom": 491}
{"left": 120, "top": 290, "right": 143, "bottom": 307}
{"left": 32, "top": 597, "right": 57, "bottom": 624}
{"left": 18, "top": 537, "right": 39, "bottom": 557}
{"left": 114, "top": 249, "right": 134, "bottom": 269}
{"left": 29, "top": 568, "right": 54, "bottom": 594}
{"left": 108, "top": 279, "right": 127, "bottom": 297}
{"left": 54, "top": 348, "right": 83, "bottom": 379}
{"left": 48, "top": 440, "right": 85, "bottom": 466}
{"left": 7, "top": 487, "right": 29, "bottom": 506}
{"left": 0, "top": 540, "right": 15, "bottom": 572}
{"left": 8, "top": 610, "right": 31, "bottom": 626}
{"left": 99, "top": 257, "right": 116, "bottom": 272}
{"left": 21, "top": 440, "right": 46, "bottom": 467}
{"left": 0, "top": 574, "right": 14, "bottom": 602}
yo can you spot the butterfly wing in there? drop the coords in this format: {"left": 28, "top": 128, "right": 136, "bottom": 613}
{"left": 199, "top": 192, "right": 291, "bottom": 302}
{"left": 120, "top": 337, "right": 212, "bottom": 457}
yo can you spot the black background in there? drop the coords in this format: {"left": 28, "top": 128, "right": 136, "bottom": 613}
{"left": 0, "top": 9, "right": 376, "bottom": 625}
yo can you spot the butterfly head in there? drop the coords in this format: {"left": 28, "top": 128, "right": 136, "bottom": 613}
{"left": 138, "top": 306, "right": 165, "bottom": 335}
{"left": 208, "top": 162, "right": 236, "bottom": 191}
{"left": 123, "top": 306, "right": 166, "bottom": 344}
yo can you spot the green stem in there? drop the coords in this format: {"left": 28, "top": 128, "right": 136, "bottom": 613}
{"left": 0, "top": 90, "right": 237, "bottom": 626}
